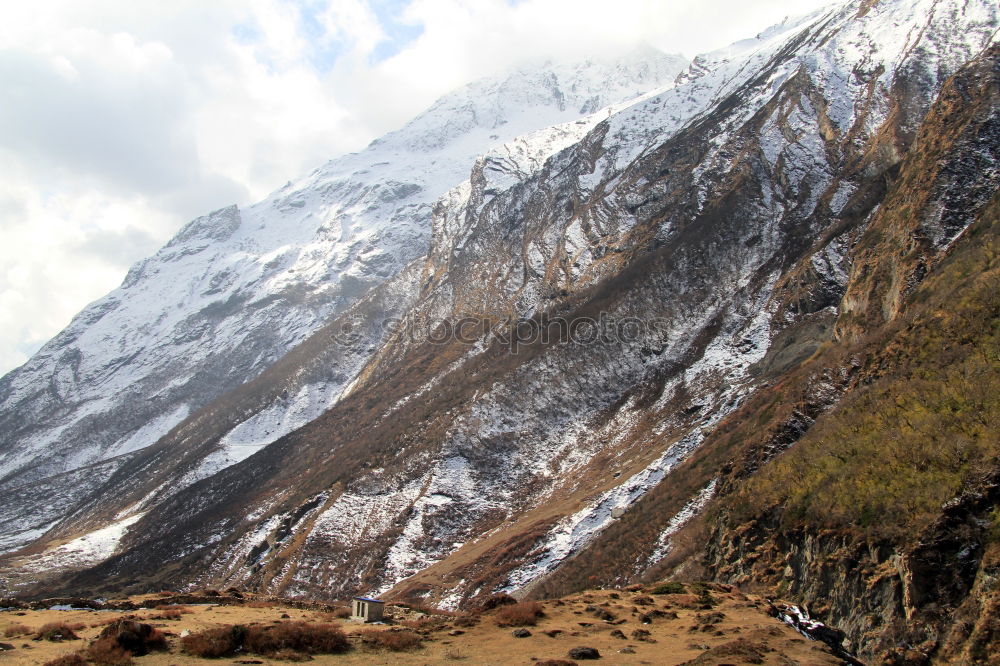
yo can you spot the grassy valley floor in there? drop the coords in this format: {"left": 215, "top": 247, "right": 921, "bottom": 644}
{"left": 0, "top": 585, "right": 847, "bottom": 665}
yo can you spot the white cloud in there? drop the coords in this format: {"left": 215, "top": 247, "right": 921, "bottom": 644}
{"left": 0, "top": 0, "right": 833, "bottom": 375}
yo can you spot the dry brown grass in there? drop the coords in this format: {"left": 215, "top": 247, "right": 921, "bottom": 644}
{"left": 246, "top": 600, "right": 276, "bottom": 608}
{"left": 41, "top": 655, "right": 87, "bottom": 666}
{"left": 153, "top": 603, "right": 192, "bottom": 613}
{"left": 358, "top": 628, "right": 423, "bottom": 652}
{"left": 3, "top": 623, "right": 31, "bottom": 637}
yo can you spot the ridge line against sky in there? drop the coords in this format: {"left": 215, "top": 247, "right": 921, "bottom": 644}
{"left": 0, "top": 0, "right": 833, "bottom": 376}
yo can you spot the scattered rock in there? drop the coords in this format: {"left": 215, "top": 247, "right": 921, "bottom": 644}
{"left": 619, "top": 647, "right": 636, "bottom": 654}
{"left": 640, "top": 609, "right": 677, "bottom": 624}
{"left": 609, "top": 629, "right": 627, "bottom": 640}
{"left": 591, "top": 607, "right": 616, "bottom": 622}
{"left": 696, "top": 611, "right": 726, "bottom": 625}
{"left": 536, "top": 660, "right": 578, "bottom": 666}
{"left": 280, "top": 613, "right": 291, "bottom": 618}
{"left": 681, "top": 638, "right": 769, "bottom": 664}
{"left": 0, "top": 643, "right": 14, "bottom": 651}
{"left": 568, "top": 646, "right": 601, "bottom": 659}
{"left": 512, "top": 628, "right": 532, "bottom": 638}
{"left": 632, "top": 596, "right": 654, "bottom": 606}
{"left": 543, "top": 629, "right": 564, "bottom": 638}
{"left": 448, "top": 629, "right": 465, "bottom": 636}
{"left": 631, "top": 629, "right": 655, "bottom": 643}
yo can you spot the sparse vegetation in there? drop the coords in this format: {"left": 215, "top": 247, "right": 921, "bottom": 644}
{"left": 724, "top": 201, "right": 1000, "bottom": 537}
{"left": 0, "top": 587, "right": 849, "bottom": 664}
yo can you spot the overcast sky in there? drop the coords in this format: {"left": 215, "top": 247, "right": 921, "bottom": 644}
{"left": 0, "top": 0, "right": 834, "bottom": 376}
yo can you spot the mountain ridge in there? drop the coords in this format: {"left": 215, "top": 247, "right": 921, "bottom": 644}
{"left": 2, "top": 1, "right": 998, "bottom": 661}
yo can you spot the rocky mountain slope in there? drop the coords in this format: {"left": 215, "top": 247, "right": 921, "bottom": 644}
{"left": 0, "top": 48, "right": 686, "bottom": 554}
{"left": 2, "top": 0, "right": 998, "bottom": 662}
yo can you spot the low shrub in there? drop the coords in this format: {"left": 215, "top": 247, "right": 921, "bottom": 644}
{"left": 34, "top": 623, "right": 80, "bottom": 641}
{"left": 183, "top": 622, "right": 350, "bottom": 658}
{"left": 495, "top": 601, "right": 544, "bottom": 627}
{"left": 651, "top": 582, "right": 686, "bottom": 595}
{"left": 98, "top": 618, "right": 167, "bottom": 656}
{"left": 181, "top": 625, "right": 245, "bottom": 658}
{"left": 332, "top": 606, "right": 351, "bottom": 619}
{"left": 479, "top": 594, "right": 517, "bottom": 611}
{"left": 245, "top": 622, "right": 350, "bottom": 655}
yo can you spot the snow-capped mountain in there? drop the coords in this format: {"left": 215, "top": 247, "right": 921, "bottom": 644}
{"left": 0, "top": 48, "right": 686, "bottom": 552}
{"left": 2, "top": 0, "right": 998, "bottom": 661}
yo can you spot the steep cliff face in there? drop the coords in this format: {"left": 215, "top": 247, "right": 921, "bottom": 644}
{"left": 698, "top": 49, "right": 1000, "bottom": 662}
{"left": 2, "top": 2, "right": 997, "bottom": 663}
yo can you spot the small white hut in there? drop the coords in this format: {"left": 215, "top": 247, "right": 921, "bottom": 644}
{"left": 351, "top": 596, "right": 385, "bottom": 622}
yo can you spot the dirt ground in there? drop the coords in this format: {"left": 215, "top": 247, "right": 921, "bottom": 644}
{"left": 0, "top": 587, "right": 846, "bottom": 665}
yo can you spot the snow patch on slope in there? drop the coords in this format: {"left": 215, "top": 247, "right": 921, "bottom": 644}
{"left": 17, "top": 514, "right": 145, "bottom": 573}
{"left": 647, "top": 479, "right": 718, "bottom": 566}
